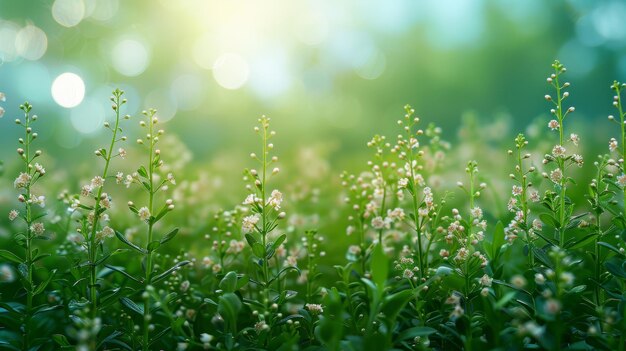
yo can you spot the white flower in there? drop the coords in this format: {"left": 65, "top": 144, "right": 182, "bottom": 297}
{"left": 510, "top": 275, "right": 527, "bottom": 289}
{"left": 534, "top": 273, "right": 546, "bottom": 285}
{"left": 305, "top": 303, "right": 324, "bottom": 315}
{"left": 138, "top": 207, "right": 151, "bottom": 221}
{"left": 118, "top": 148, "right": 127, "bottom": 158}
{"left": 14, "top": 173, "right": 31, "bottom": 189}
{"left": 0, "top": 107, "right": 4, "bottom": 118}
{"left": 167, "top": 173, "right": 176, "bottom": 185}
{"left": 242, "top": 214, "right": 260, "bottom": 233}
{"left": 387, "top": 207, "right": 405, "bottom": 221}
{"left": 34, "top": 163, "right": 45, "bottom": 175}
{"left": 548, "top": 119, "right": 560, "bottom": 130}
{"left": 243, "top": 194, "right": 259, "bottom": 205}
{"left": 32, "top": 195, "right": 45, "bottom": 208}
{"left": 284, "top": 255, "right": 298, "bottom": 267}
{"left": 116, "top": 172, "right": 124, "bottom": 184}
{"left": 610, "top": 138, "right": 618, "bottom": 152}
{"left": 200, "top": 333, "right": 214, "bottom": 344}
{"left": 30, "top": 222, "right": 45, "bottom": 235}
{"left": 551, "top": 145, "right": 566, "bottom": 158}
{"left": 569, "top": 133, "right": 579, "bottom": 146}
{"left": 550, "top": 168, "right": 563, "bottom": 184}
{"left": 0, "top": 265, "right": 15, "bottom": 283}
{"left": 398, "top": 178, "right": 409, "bottom": 189}
{"left": 618, "top": 174, "right": 626, "bottom": 188}
{"left": 8, "top": 210, "right": 19, "bottom": 221}
{"left": 371, "top": 216, "right": 385, "bottom": 229}
{"left": 572, "top": 154, "right": 583, "bottom": 166}
{"left": 91, "top": 176, "right": 105, "bottom": 188}
{"left": 124, "top": 174, "right": 134, "bottom": 188}
{"left": 0, "top": 92, "right": 5, "bottom": 102}
{"left": 529, "top": 191, "right": 540, "bottom": 202}
{"left": 471, "top": 207, "right": 483, "bottom": 219}
{"left": 479, "top": 274, "right": 493, "bottom": 287}
{"left": 267, "top": 189, "right": 283, "bottom": 209}
{"left": 81, "top": 185, "right": 93, "bottom": 197}
{"left": 402, "top": 269, "right": 414, "bottom": 279}
{"left": 96, "top": 226, "right": 115, "bottom": 242}
{"left": 512, "top": 186, "right": 522, "bottom": 196}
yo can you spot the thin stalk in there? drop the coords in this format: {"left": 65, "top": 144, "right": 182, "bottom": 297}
{"left": 23, "top": 107, "right": 33, "bottom": 351}
{"left": 553, "top": 69, "right": 567, "bottom": 248}
{"left": 88, "top": 93, "right": 122, "bottom": 320}
{"left": 259, "top": 124, "right": 272, "bottom": 307}
{"left": 143, "top": 112, "right": 155, "bottom": 351}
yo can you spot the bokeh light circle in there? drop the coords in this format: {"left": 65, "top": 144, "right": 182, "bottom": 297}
{"left": 111, "top": 38, "right": 150, "bottom": 77}
{"left": 52, "top": 0, "right": 86, "bottom": 27}
{"left": 15, "top": 25, "right": 48, "bottom": 60}
{"left": 212, "top": 53, "right": 249, "bottom": 90}
{"left": 51, "top": 72, "right": 85, "bottom": 108}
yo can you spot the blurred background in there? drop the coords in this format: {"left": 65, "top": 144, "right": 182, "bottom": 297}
{"left": 0, "top": 0, "right": 625, "bottom": 159}
{"left": 0, "top": 0, "right": 625, "bottom": 256}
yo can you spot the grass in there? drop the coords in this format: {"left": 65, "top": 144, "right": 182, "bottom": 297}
{"left": 0, "top": 60, "right": 626, "bottom": 350}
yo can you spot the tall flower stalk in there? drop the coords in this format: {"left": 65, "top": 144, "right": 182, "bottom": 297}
{"left": 10, "top": 102, "right": 52, "bottom": 350}
{"left": 544, "top": 60, "right": 576, "bottom": 248}
{"left": 609, "top": 81, "right": 626, "bottom": 206}
{"left": 506, "top": 134, "right": 540, "bottom": 266}
{"left": 115, "top": 108, "right": 185, "bottom": 350}
{"left": 84, "top": 89, "right": 128, "bottom": 320}
{"left": 394, "top": 105, "right": 427, "bottom": 278}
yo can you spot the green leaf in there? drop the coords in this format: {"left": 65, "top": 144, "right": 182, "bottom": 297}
{"left": 115, "top": 231, "right": 147, "bottom": 254}
{"left": 151, "top": 261, "right": 190, "bottom": 284}
{"left": 371, "top": 243, "right": 388, "bottom": 291}
{"left": 219, "top": 271, "right": 238, "bottom": 293}
{"left": 492, "top": 220, "right": 505, "bottom": 258}
{"left": 380, "top": 289, "right": 413, "bottom": 324}
{"left": 218, "top": 292, "right": 242, "bottom": 333}
{"left": 137, "top": 166, "right": 148, "bottom": 178}
{"left": 147, "top": 240, "right": 161, "bottom": 252}
{"left": 495, "top": 291, "right": 517, "bottom": 309}
{"left": 160, "top": 228, "right": 179, "bottom": 244}
{"left": 539, "top": 213, "right": 559, "bottom": 228}
{"left": 270, "top": 234, "right": 287, "bottom": 251}
{"left": 120, "top": 297, "right": 144, "bottom": 316}
{"left": 244, "top": 233, "right": 258, "bottom": 247}
{"left": 606, "top": 261, "right": 626, "bottom": 279}
{"left": 252, "top": 242, "right": 265, "bottom": 258}
{"left": 52, "top": 334, "right": 70, "bottom": 347}
{"left": 105, "top": 264, "right": 142, "bottom": 283}
{"left": 0, "top": 249, "right": 22, "bottom": 264}
{"left": 598, "top": 242, "right": 624, "bottom": 256}
{"left": 33, "top": 269, "right": 57, "bottom": 295}
{"left": 567, "top": 233, "right": 597, "bottom": 250}
{"left": 397, "top": 326, "right": 437, "bottom": 341}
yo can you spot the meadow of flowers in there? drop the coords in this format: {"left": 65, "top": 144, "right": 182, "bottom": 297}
{"left": 0, "top": 61, "right": 626, "bottom": 350}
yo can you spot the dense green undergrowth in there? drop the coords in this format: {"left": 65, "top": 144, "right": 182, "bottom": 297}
{"left": 1, "top": 61, "right": 626, "bottom": 350}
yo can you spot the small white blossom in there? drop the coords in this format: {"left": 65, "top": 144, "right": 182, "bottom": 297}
{"left": 91, "top": 176, "right": 105, "bottom": 189}
{"left": 242, "top": 214, "right": 260, "bottom": 233}
{"left": 14, "top": 173, "right": 31, "bottom": 189}
{"left": 138, "top": 207, "right": 151, "bottom": 221}
{"left": 305, "top": 303, "right": 324, "bottom": 315}
{"left": 548, "top": 120, "right": 560, "bottom": 130}
{"left": 30, "top": 222, "right": 45, "bottom": 235}
{"left": 8, "top": 210, "right": 19, "bottom": 221}
{"left": 610, "top": 138, "right": 618, "bottom": 152}
{"left": 550, "top": 168, "right": 563, "bottom": 184}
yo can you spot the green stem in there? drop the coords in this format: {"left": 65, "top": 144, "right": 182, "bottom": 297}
{"left": 143, "top": 111, "right": 155, "bottom": 351}
{"left": 88, "top": 93, "right": 122, "bottom": 320}
{"left": 23, "top": 108, "right": 33, "bottom": 351}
